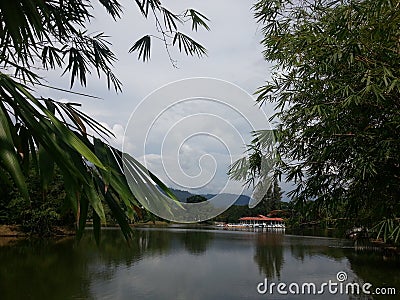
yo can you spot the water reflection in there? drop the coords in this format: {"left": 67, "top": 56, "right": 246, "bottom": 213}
{"left": 0, "top": 238, "right": 91, "bottom": 299}
{"left": 346, "top": 252, "right": 400, "bottom": 299}
{"left": 288, "top": 236, "right": 349, "bottom": 262}
{"left": 179, "top": 230, "right": 214, "bottom": 255}
{"left": 254, "top": 233, "right": 284, "bottom": 279}
{"left": 0, "top": 228, "right": 398, "bottom": 300}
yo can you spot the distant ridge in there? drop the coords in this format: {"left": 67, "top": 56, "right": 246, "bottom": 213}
{"left": 168, "top": 188, "right": 193, "bottom": 202}
{"left": 169, "top": 188, "right": 250, "bottom": 206}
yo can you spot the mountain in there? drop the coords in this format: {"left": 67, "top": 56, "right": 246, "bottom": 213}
{"left": 169, "top": 188, "right": 250, "bottom": 206}
{"left": 168, "top": 188, "right": 194, "bottom": 202}
{"left": 202, "top": 193, "right": 250, "bottom": 206}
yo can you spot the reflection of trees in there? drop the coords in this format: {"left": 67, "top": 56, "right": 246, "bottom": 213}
{"left": 79, "top": 229, "right": 173, "bottom": 285}
{"left": 180, "top": 230, "right": 214, "bottom": 255}
{"left": 286, "top": 236, "right": 400, "bottom": 296}
{"left": 0, "top": 238, "right": 92, "bottom": 299}
{"left": 134, "top": 229, "right": 171, "bottom": 256}
{"left": 0, "top": 229, "right": 174, "bottom": 299}
{"left": 289, "top": 237, "right": 348, "bottom": 262}
{"left": 345, "top": 252, "right": 400, "bottom": 298}
{"left": 253, "top": 233, "right": 284, "bottom": 279}
{"left": 85, "top": 229, "right": 171, "bottom": 260}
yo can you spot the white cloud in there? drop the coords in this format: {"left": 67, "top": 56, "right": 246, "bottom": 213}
{"left": 36, "top": 0, "right": 276, "bottom": 195}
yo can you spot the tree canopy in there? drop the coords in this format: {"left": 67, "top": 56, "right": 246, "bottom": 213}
{"left": 234, "top": 0, "right": 400, "bottom": 242}
{"left": 0, "top": 0, "right": 209, "bottom": 241}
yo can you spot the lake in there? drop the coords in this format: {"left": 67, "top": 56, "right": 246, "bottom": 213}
{"left": 0, "top": 226, "right": 399, "bottom": 299}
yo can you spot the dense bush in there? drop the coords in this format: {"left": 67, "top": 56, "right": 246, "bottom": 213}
{"left": 0, "top": 167, "right": 74, "bottom": 235}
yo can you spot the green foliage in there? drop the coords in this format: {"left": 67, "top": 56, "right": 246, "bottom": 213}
{"left": 229, "top": 130, "right": 278, "bottom": 187}
{"left": 249, "top": 0, "right": 400, "bottom": 243}
{"left": 1, "top": 166, "right": 73, "bottom": 235}
{"left": 373, "top": 219, "right": 400, "bottom": 244}
{"left": 20, "top": 206, "right": 60, "bottom": 236}
{"left": 0, "top": 0, "right": 209, "bottom": 240}
{"left": 128, "top": 1, "right": 210, "bottom": 66}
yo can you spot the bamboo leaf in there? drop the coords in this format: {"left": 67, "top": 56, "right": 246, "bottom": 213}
{"left": 1, "top": 74, "right": 107, "bottom": 170}
{"left": 161, "top": 7, "right": 181, "bottom": 32}
{"left": 84, "top": 179, "right": 106, "bottom": 222}
{"left": 172, "top": 32, "right": 207, "bottom": 57}
{"left": 77, "top": 193, "right": 89, "bottom": 241}
{"left": 38, "top": 141, "right": 55, "bottom": 192}
{"left": 185, "top": 9, "right": 210, "bottom": 31}
{"left": 129, "top": 35, "right": 151, "bottom": 62}
{"left": 104, "top": 191, "right": 133, "bottom": 242}
{"left": 0, "top": 103, "right": 29, "bottom": 201}
{"left": 93, "top": 209, "right": 101, "bottom": 246}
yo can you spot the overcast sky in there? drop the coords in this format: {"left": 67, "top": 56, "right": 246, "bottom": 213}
{"left": 38, "top": 0, "right": 285, "bottom": 196}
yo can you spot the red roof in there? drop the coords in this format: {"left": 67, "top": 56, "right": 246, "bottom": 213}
{"left": 239, "top": 215, "right": 284, "bottom": 221}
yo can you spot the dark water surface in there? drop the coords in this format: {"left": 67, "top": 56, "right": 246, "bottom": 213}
{"left": 0, "top": 227, "right": 399, "bottom": 299}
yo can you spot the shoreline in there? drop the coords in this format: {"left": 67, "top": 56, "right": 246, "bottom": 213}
{"left": 0, "top": 225, "right": 26, "bottom": 237}
{"left": 0, "top": 224, "right": 75, "bottom": 238}
{"left": 1, "top": 224, "right": 398, "bottom": 257}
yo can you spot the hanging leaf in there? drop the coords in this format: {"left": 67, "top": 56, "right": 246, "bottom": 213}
{"left": 185, "top": 9, "right": 210, "bottom": 31}
{"left": 129, "top": 35, "right": 151, "bottom": 62}
{"left": 0, "top": 103, "right": 29, "bottom": 201}
{"left": 173, "top": 32, "right": 207, "bottom": 57}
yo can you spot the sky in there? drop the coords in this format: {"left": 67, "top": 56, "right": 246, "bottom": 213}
{"left": 38, "top": 0, "right": 286, "bottom": 196}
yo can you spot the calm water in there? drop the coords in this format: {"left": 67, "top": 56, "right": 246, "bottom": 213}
{"left": 0, "top": 227, "right": 399, "bottom": 300}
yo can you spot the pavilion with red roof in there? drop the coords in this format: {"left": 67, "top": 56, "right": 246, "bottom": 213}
{"left": 238, "top": 215, "right": 285, "bottom": 228}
